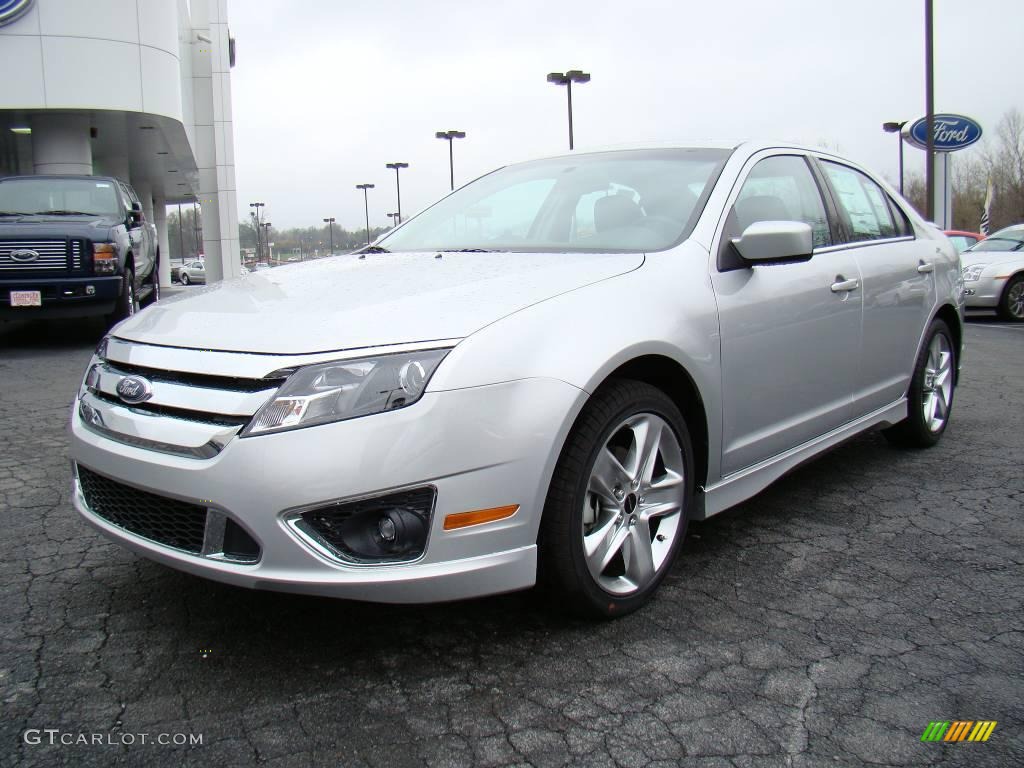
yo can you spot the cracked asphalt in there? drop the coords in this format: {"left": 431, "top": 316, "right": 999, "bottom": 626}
{"left": 0, "top": 315, "right": 1021, "bottom": 768}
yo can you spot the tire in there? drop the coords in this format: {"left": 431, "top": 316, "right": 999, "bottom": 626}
{"left": 106, "top": 267, "right": 138, "bottom": 328}
{"left": 538, "top": 379, "right": 694, "bottom": 619}
{"left": 997, "top": 274, "right": 1024, "bottom": 322}
{"left": 180, "top": 272, "right": 190, "bottom": 286}
{"left": 883, "top": 318, "right": 956, "bottom": 448}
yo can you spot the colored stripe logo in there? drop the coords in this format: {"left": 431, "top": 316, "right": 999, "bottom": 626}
{"left": 921, "top": 721, "right": 997, "bottom": 742}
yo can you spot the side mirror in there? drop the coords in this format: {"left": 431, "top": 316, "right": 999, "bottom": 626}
{"left": 128, "top": 202, "right": 144, "bottom": 226}
{"left": 731, "top": 221, "right": 813, "bottom": 265}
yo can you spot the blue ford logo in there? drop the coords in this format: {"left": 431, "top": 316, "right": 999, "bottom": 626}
{"left": 0, "top": 0, "right": 34, "bottom": 27}
{"left": 116, "top": 376, "right": 153, "bottom": 405}
{"left": 906, "top": 114, "right": 982, "bottom": 152}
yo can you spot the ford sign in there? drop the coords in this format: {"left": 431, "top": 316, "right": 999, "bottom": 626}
{"left": 0, "top": 0, "right": 34, "bottom": 27}
{"left": 116, "top": 376, "right": 153, "bottom": 405}
{"left": 905, "top": 114, "right": 982, "bottom": 152}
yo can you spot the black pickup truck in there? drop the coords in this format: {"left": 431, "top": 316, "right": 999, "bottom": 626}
{"left": 0, "top": 175, "right": 159, "bottom": 326}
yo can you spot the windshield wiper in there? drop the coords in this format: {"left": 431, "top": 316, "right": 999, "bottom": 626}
{"left": 443, "top": 248, "right": 506, "bottom": 253}
{"left": 38, "top": 210, "right": 100, "bottom": 216}
{"left": 356, "top": 245, "right": 390, "bottom": 254}
{"left": 0, "top": 211, "right": 32, "bottom": 216}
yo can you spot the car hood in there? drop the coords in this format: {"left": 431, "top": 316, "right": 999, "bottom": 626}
{"left": 0, "top": 215, "right": 118, "bottom": 239}
{"left": 962, "top": 250, "right": 1024, "bottom": 268}
{"left": 114, "top": 251, "right": 645, "bottom": 354}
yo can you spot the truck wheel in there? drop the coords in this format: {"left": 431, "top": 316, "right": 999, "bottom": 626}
{"left": 107, "top": 267, "right": 138, "bottom": 328}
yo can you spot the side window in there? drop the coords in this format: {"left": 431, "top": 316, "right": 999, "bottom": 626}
{"left": 728, "top": 155, "right": 831, "bottom": 248}
{"left": 821, "top": 162, "right": 901, "bottom": 242}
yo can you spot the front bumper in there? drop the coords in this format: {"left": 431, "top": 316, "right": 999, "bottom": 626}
{"left": 962, "top": 275, "right": 1007, "bottom": 309}
{"left": 0, "top": 275, "right": 121, "bottom": 318}
{"left": 70, "top": 376, "right": 586, "bottom": 603}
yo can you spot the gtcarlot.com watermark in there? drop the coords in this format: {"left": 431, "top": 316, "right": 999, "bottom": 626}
{"left": 24, "top": 729, "right": 202, "bottom": 747}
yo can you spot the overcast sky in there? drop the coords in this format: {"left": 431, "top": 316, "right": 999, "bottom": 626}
{"left": 228, "top": 0, "right": 1020, "bottom": 232}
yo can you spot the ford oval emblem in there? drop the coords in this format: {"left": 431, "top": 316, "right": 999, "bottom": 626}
{"left": 0, "top": 0, "right": 35, "bottom": 27}
{"left": 9, "top": 249, "right": 39, "bottom": 262}
{"left": 116, "top": 375, "right": 153, "bottom": 405}
{"left": 905, "top": 114, "right": 983, "bottom": 152}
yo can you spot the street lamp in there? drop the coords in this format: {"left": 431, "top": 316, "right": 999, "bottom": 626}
{"left": 249, "top": 202, "right": 265, "bottom": 262}
{"left": 882, "top": 121, "right": 908, "bottom": 195}
{"left": 546, "top": 70, "right": 590, "bottom": 150}
{"left": 385, "top": 162, "right": 409, "bottom": 222}
{"left": 261, "top": 222, "right": 272, "bottom": 263}
{"left": 387, "top": 212, "right": 400, "bottom": 228}
{"left": 323, "top": 217, "right": 335, "bottom": 255}
{"left": 435, "top": 130, "right": 466, "bottom": 191}
{"left": 356, "top": 183, "right": 375, "bottom": 245}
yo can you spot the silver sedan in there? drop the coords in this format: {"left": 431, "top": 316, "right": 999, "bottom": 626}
{"left": 961, "top": 224, "right": 1024, "bottom": 321}
{"left": 71, "top": 142, "right": 962, "bottom": 618}
{"left": 178, "top": 260, "right": 206, "bottom": 285}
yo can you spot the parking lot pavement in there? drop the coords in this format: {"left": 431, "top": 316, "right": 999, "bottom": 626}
{"left": 0, "top": 316, "right": 1021, "bottom": 768}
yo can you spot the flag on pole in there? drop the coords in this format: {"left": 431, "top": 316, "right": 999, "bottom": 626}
{"left": 980, "top": 177, "right": 994, "bottom": 236}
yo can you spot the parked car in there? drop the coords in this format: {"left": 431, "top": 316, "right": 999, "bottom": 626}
{"left": 70, "top": 143, "right": 962, "bottom": 618}
{"left": 0, "top": 175, "right": 158, "bottom": 325}
{"left": 960, "top": 224, "right": 1024, "bottom": 320}
{"left": 944, "top": 230, "right": 984, "bottom": 254}
{"left": 178, "top": 260, "right": 206, "bottom": 285}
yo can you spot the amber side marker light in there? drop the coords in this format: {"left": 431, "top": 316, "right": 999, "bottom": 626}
{"left": 443, "top": 505, "right": 519, "bottom": 531}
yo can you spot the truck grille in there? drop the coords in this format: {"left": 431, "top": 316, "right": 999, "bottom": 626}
{"left": 77, "top": 466, "right": 208, "bottom": 554}
{"left": 0, "top": 240, "right": 69, "bottom": 272}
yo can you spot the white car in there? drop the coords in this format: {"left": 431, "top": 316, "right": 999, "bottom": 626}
{"left": 70, "top": 143, "right": 962, "bottom": 618}
{"left": 177, "top": 259, "right": 206, "bottom": 285}
{"left": 960, "top": 224, "right": 1024, "bottom": 321}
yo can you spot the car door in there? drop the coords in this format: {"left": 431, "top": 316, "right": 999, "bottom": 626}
{"left": 815, "top": 159, "right": 937, "bottom": 414}
{"left": 711, "top": 152, "right": 863, "bottom": 475}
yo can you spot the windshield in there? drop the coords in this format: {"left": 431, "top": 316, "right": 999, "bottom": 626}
{"left": 966, "top": 229, "right": 1024, "bottom": 253}
{"left": 0, "top": 177, "right": 121, "bottom": 217}
{"left": 378, "top": 148, "right": 731, "bottom": 253}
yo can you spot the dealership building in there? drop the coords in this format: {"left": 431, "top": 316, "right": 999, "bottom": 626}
{"left": 0, "top": 0, "right": 241, "bottom": 284}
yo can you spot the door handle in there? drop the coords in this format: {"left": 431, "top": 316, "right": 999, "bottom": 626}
{"left": 831, "top": 277, "right": 859, "bottom": 293}
{"left": 917, "top": 261, "right": 934, "bottom": 273}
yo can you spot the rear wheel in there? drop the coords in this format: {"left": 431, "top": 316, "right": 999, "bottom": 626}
{"left": 539, "top": 379, "right": 693, "bottom": 619}
{"left": 884, "top": 318, "right": 956, "bottom": 448}
{"left": 998, "top": 274, "right": 1024, "bottom": 322}
{"left": 141, "top": 259, "right": 160, "bottom": 307}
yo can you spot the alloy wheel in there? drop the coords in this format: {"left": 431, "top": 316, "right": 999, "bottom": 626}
{"left": 581, "top": 413, "right": 685, "bottom": 596}
{"left": 1007, "top": 280, "right": 1024, "bottom": 319}
{"left": 922, "top": 333, "right": 953, "bottom": 432}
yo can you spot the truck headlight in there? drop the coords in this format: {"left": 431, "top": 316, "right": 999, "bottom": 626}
{"left": 93, "top": 243, "right": 117, "bottom": 274}
{"left": 961, "top": 264, "right": 984, "bottom": 282}
{"left": 243, "top": 349, "right": 450, "bottom": 436}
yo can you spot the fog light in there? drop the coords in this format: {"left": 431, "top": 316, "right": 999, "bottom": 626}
{"left": 86, "top": 285, "right": 96, "bottom": 295}
{"left": 295, "top": 487, "right": 435, "bottom": 564}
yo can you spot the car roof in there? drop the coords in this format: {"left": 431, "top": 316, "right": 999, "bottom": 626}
{"left": 0, "top": 174, "right": 120, "bottom": 183}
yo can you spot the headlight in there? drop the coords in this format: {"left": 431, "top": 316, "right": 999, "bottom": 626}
{"left": 78, "top": 337, "right": 109, "bottom": 399}
{"left": 93, "top": 243, "right": 117, "bottom": 274}
{"left": 243, "top": 349, "right": 450, "bottom": 436}
{"left": 961, "top": 264, "right": 984, "bottom": 282}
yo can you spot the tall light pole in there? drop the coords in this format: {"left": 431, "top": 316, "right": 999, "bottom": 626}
{"left": 323, "top": 217, "right": 335, "bottom": 255}
{"left": 249, "top": 201, "right": 264, "bottom": 263}
{"left": 356, "top": 183, "right": 375, "bottom": 245}
{"left": 261, "top": 222, "right": 272, "bottom": 263}
{"left": 882, "top": 121, "right": 908, "bottom": 195}
{"left": 435, "top": 130, "right": 466, "bottom": 190}
{"left": 385, "top": 162, "right": 408, "bottom": 222}
{"left": 924, "top": 0, "right": 935, "bottom": 221}
{"left": 546, "top": 70, "right": 590, "bottom": 150}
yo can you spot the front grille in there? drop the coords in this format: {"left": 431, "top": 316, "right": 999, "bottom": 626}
{"left": 77, "top": 466, "right": 208, "bottom": 554}
{"left": 0, "top": 240, "right": 68, "bottom": 272}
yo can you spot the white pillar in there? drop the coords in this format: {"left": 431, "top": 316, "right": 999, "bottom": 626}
{"left": 153, "top": 190, "right": 172, "bottom": 288}
{"left": 31, "top": 114, "right": 92, "bottom": 175}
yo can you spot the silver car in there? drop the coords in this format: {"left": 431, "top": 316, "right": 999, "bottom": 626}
{"left": 70, "top": 143, "right": 963, "bottom": 618}
{"left": 178, "top": 259, "right": 206, "bottom": 285}
{"left": 960, "top": 224, "right": 1024, "bottom": 321}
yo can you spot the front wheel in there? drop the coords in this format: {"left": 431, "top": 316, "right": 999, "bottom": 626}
{"left": 106, "top": 267, "right": 137, "bottom": 328}
{"left": 180, "top": 272, "right": 190, "bottom": 286}
{"left": 998, "top": 274, "right": 1024, "bottom": 322}
{"left": 538, "top": 379, "right": 694, "bottom": 619}
{"left": 883, "top": 318, "right": 956, "bottom": 448}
